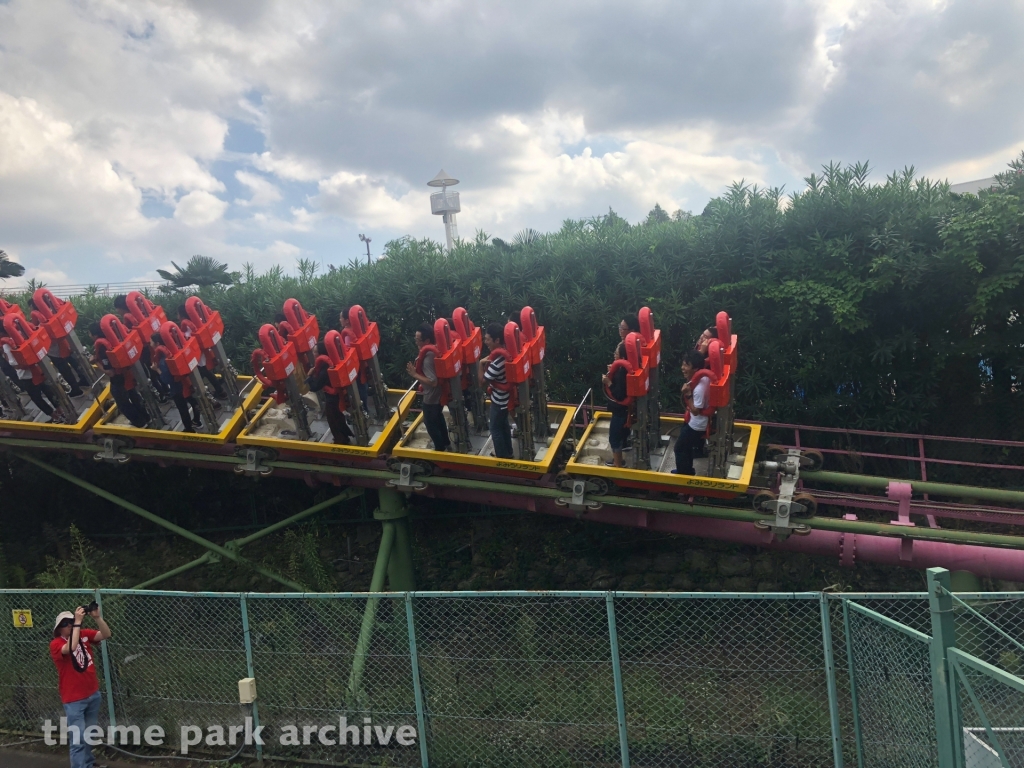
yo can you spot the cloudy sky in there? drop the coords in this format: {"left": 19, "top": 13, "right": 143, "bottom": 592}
{"left": 1, "top": 0, "right": 1023, "bottom": 286}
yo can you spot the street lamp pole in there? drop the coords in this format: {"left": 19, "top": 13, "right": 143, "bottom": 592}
{"left": 359, "top": 234, "right": 372, "bottom": 265}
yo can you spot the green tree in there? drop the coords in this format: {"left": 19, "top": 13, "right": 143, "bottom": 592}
{"left": 645, "top": 203, "right": 670, "bottom": 225}
{"left": 157, "top": 255, "right": 238, "bottom": 290}
{"left": 0, "top": 250, "right": 25, "bottom": 280}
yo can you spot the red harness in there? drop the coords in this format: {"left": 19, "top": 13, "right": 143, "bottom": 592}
{"left": 311, "top": 355, "right": 349, "bottom": 411}
{"left": 415, "top": 345, "right": 451, "bottom": 405}
{"left": 603, "top": 359, "right": 634, "bottom": 407}
{"left": 2, "top": 335, "right": 45, "bottom": 385}
{"left": 683, "top": 369, "right": 718, "bottom": 434}
{"left": 484, "top": 347, "right": 518, "bottom": 410}
{"left": 153, "top": 344, "right": 194, "bottom": 398}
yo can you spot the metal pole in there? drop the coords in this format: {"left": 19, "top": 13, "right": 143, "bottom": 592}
{"left": 240, "top": 595, "right": 264, "bottom": 765}
{"left": 95, "top": 589, "right": 117, "bottom": 729}
{"left": 802, "top": 469, "right": 1024, "bottom": 506}
{"left": 842, "top": 600, "right": 865, "bottom": 768}
{"left": 379, "top": 488, "right": 415, "bottom": 591}
{"left": 605, "top": 593, "right": 630, "bottom": 768}
{"left": 230, "top": 488, "right": 363, "bottom": 548}
{"left": 13, "top": 452, "right": 307, "bottom": 591}
{"left": 819, "top": 594, "right": 844, "bottom": 768}
{"left": 131, "top": 552, "right": 213, "bottom": 590}
{"left": 389, "top": 518, "right": 416, "bottom": 591}
{"left": 346, "top": 521, "right": 395, "bottom": 709}
{"left": 405, "top": 594, "right": 430, "bottom": 768}
{"left": 927, "top": 568, "right": 958, "bottom": 768}
{"left": 130, "top": 491, "right": 361, "bottom": 589}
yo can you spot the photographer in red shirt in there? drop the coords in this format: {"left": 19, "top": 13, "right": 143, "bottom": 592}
{"left": 50, "top": 605, "right": 112, "bottom": 768}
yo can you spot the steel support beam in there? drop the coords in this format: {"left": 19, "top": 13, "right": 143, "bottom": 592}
{"left": 12, "top": 451, "right": 307, "bottom": 592}
{"left": 5, "top": 438, "right": 1024, "bottom": 552}
{"left": 130, "top": 487, "right": 364, "bottom": 589}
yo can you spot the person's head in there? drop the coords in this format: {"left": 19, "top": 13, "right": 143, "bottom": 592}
{"left": 316, "top": 340, "right": 328, "bottom": 357}
{"left": 89, "top": 322, "right": 103, "bottom": 339}
{"left": 338, "top": 307, "right": 351, "bottom": 328}
{"left": 113, "top": 294, "right": 128, "bottom": 311}
{"left": 615, "top": 341, "right": 626, "bottom": 360}
{"left": 273, "top": 312, "right": 287, "bottom": 324}
{"left": 53, "top": 612, "right": 75, "bottom": 639}
{"left": 618, "top": 315, "right": 640, "bottom": 340}
{"left": 28, "top": 297, "right": 37, "bottom": 311}
{"left": 151, "top": 332, "right": 164, "bottom": 347}
{"left": 681, "top": 349, "right": 704, "bottom": 379}
{"left": 696, "top": 326, "right": 717, "bottom": 354}
{"left": 177, "top": 304, "right": 188, "bottom": 320}
{"left": 484, "top": 322, "right": 505, "bottom": 351}
{"left": 415, "top": 322, "right": 435, "bottom": 348}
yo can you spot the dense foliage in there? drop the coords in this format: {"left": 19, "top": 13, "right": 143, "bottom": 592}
{"left": 4, "top": 158, "right": 1023, "bottom": 439}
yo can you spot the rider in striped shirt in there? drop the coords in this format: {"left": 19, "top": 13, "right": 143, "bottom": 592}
{"left": 481, "top": 323, "right": 514, "bottom": 458}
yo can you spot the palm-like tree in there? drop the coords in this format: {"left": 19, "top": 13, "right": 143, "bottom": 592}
{"left": 0, "top": 250, "right": 26, "bottom": 280}
{"left": 157, "top": 255, "right": 237, "bottom": 289}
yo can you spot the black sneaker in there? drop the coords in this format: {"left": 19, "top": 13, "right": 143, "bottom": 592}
{"left": 192, "top": 419, "right": 203, "bottom": 429}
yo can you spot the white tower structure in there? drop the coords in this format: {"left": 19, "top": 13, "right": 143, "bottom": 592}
{"left": 428, "top": 169, "right": 460, "bottom": 251}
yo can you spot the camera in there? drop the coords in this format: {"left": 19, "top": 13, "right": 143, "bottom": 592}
{"left": 79, "top": 601, "right": 98, "bottom": 614}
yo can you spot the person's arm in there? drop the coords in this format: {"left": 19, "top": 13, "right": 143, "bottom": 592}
{"left": 306, "top": 363, "right": 329, "bottom": 393}
{"left": 61, "top": 606, "right": 86, "bottom": 655}
{"left": 406, "top": 353, "right": 437, "bottom": 386}
{"left": 90, "top": 605, "right": 112, "bottom": 641}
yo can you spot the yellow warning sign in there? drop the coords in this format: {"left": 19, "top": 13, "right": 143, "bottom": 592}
{"left": 12, "top": 610, "right": 33, "bottom": 628}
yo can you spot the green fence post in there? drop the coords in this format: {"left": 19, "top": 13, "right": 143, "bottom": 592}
{"left": 605, "top": 593, "right": 630, "bottom": 768}
{"left": 240, "top": 594, "right": 264, "bottom": 765}
{"left": 405, "top": 593, "right": 429, "bottom": 768}
{"left": 95, "top": 589, "right": 116, "bottom": 728}
{"left": 819, "top": 594, "right": 844, "bottom": 768}
{"left": 842, "top": 600, "right": 865, "bottom": 768}
{"left": 927, "top": 568, "right": 958, "bottom": 768}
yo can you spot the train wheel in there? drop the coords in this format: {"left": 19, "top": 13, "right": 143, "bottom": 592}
{"left": 753, "top": 490, "right": 777, "bottom": 514}
{"left": 800, "top": 450, "right": 824, "bottom": 472}
{"left": 792, "top": 492, "right": 818, "bottom": 518}
{"left": 765, "top": 445, "right": 787, "bottom": 462}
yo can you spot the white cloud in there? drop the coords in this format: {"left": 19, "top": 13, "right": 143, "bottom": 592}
{"left": 174, "top": 190, "right": 229, "bottom": 227}
{"left": 235, "top": 171, "right": 282, "bottom": 206}
{"left": 2, "top": 0, "right": 1023, "bottom": 283}
{"left": 252, "top": 151, "right": 322, "bottom": 182}
{"left": 0, "top": 92, "right": 150, "bottom": 244}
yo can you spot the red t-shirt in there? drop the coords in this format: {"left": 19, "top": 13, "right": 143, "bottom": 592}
{"left": 49, "top": 629, "right": 101, "bottom": 704}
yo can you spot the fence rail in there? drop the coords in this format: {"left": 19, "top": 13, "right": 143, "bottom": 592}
{"left": 2, "top": 587, "right": 1023, "bottom": 767}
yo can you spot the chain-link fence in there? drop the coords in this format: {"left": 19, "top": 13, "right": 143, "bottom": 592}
{"left": 1, "top": 587, "right": 1023, "bottom": 767}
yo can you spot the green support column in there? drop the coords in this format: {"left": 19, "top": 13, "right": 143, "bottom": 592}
{"left": 95, "top": 589, "right": 117, "bottom": 729}
{"left": 379, "top": 488, "right": 415, "bottom": 591}
{"left": 605, "top": 593, "right": 630, "bottom": 768}
{"left": 346, "top": 519, "right": 396, "bottom": 710}
{"left": 928, "top": 568, "right": 958, "bottom": 768}
{"left": 405, "top": 594, "right": 430, "bottom": 768}
{"left": 819, "top": 594, "right": 844, "bottom": 768}
{"left": 240, "top": 595, "right": 263, "bottom": 764}
{"left": 346, "top": 490, "right": 415, "bottom": 711}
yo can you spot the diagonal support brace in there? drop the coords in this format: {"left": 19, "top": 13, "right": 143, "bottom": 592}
{"left": 14, "top": 451, "right": 308, "bottom": 592}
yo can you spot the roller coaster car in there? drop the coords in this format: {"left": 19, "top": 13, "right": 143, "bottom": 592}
{"left": 93, "top": 302, "right": 262, "bottom": 445}
{"left": 237, "top": 387, "right": 415, "bottom": 459}
{"left": 0, "top": 297, "right": 109, "bottom": 435}
{"left": 237, "top": 308, "right": 415, "bottom": 459}
{"left": 565, "top": 416, "right": 761, "bottom": 498}
{"left": 392, "top": 401, "right": 574, "bottom": 479}
{"left": 94, "top": 375, "right": 263, "bottom": 446}
{"left": 392, "top": 310, "right": 573, "bottom": 479}
{"left": 566, "top": 310, "right": 757, "bottom": 498}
